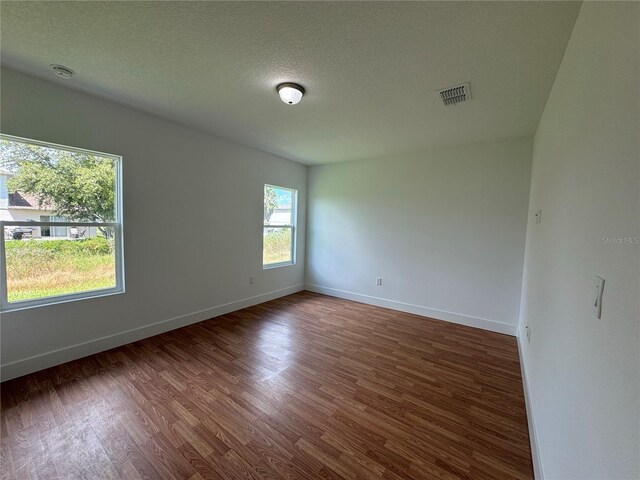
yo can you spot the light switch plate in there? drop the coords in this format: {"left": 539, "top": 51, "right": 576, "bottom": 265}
{"left": 594, "top": 276, "right": 605, "bottom": 319}
{"left": 534, "top": 209, "right": 542, "bottom": 224}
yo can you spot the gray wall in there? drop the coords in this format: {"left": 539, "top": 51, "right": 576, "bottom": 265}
{"left": 306, "top": 138, "right": 532, "bottom": 334}
{"left": 519, "top": 2, "right": 640, "bottom": 478}
{"left": 0, "top": 68, "right": 307, "bottom": 379}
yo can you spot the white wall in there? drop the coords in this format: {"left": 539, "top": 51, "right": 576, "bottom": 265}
{"left": 306, "top": 138, "right": 532, "bottom": 334}
{"left": 518, "top": 2, "right": 640, "bottom": 479}
{"left": 2, "top": 208, "right": 52, "bottom": 222}
{"left": 0, "top": 68, "right": 307, "bottom": 380}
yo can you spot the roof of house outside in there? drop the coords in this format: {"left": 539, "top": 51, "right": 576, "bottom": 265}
{"left": 8, "top": 191, "right": 53, "bottom": 210}
{"left": 1, "top": 171, "right": 54, "bottom": 211}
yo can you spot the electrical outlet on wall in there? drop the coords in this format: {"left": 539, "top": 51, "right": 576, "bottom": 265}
{"left": 249, "top": 276, "right": 255, "bottom": 285}
{"left": 526, "top": 325, "right": 531, "bottom": 343}
{"left": 376, "top": 277, "right": 383, "bottom": 286}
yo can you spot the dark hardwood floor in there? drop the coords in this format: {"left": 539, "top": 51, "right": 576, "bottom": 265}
{"left": 1, "top": 291, "right": 533, "bottom": 480}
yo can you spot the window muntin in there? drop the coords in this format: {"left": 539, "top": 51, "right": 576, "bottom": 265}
{"left": 263, "top": 184, "right": 297, "bottom": 268}
{"left": 0, "top": 134, "right": 124, "bottom": 311}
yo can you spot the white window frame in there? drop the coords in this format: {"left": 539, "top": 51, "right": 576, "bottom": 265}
{"left": 263, "top": 184, "right": 297, "bottom": 269}
{"left": 0, "top": 134, "right": 125, "bottom": 312}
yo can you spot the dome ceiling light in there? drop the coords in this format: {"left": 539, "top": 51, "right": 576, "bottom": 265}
{"left": 277, "top": 83, "right": 305, "bottom": 105}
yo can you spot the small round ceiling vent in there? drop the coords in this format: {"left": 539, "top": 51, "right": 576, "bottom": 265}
{"left": 50, "top": 64, "right": 75, "bottom": 79}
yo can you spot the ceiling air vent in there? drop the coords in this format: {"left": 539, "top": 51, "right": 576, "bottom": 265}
{"left": 437, "top": 83, "right": 471, "bottom": 106}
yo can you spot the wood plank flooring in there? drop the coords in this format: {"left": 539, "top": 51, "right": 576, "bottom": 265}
{"left": 1, "top": 291, "right": 533, "bottom": 480}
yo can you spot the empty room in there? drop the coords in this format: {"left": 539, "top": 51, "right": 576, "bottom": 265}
{"left": 0, "top": 1, "right": 638, "bottom": 479}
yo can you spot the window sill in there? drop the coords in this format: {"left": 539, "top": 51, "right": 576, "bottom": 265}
{"left": 1, "top": 287, "right": 125, "bottom": 314}
{"left": 263, "top": 261, "right": 296, "bottom": 270}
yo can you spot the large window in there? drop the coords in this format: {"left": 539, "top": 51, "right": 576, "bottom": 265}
{"left": 0, "top": 135, "right": 124, "bottom": 311}
{"left": 263, "top": 184, "right": 297, "bottom": 268}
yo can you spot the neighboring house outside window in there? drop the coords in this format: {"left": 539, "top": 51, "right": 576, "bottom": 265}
{"left": 0, "top": 171, "right": 7, "bottom": 209}
{"left": 0, "top": 170, "right": 97, "bottom": 239}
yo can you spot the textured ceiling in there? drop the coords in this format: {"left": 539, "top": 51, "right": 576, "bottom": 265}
{"left": 0, "top": 1, "right": 580, "bottom": 165}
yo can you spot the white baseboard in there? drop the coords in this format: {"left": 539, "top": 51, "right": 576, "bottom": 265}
{"left": 517, "top": 329, "right": 544, "bottom": 479}
{"left": 0, "top": 284, "right": 304, "bottom": 382}
{"left": 305, "top": 284, "right": 517, "bottom": 336}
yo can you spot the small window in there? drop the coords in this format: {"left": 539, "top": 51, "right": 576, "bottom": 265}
{"left": 0, "top": 134, "right": 124, "bottom": 311}
{"left": 263, "top": 184, "right": 297, "bottom": 268}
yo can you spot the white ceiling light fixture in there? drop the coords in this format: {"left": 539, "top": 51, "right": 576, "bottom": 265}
{"left": 50, "top": 64, "right": 75, "bottom": 79}
{"left": 277, "top": 83, "right": 305, "bottom": 105}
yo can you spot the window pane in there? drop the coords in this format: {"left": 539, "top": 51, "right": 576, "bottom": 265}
{"left": 0, "top": 138, "right": 117, "bottom": 223}
{"left": 263, "top": 184, "right": 296, "bottom": 267}
{"left": 1, "top": 135, "right": 122, "bottom": 310}
{"left": 264, "top": 186, "right": 292, "bottom": 226}
{"left": 3, "top": 226, "right": 116, "bottom": 303}
{"left": 263, "top": 227, "right": 292, "bottom": 265}
{"left": 39, "top": 215, "right": 51, "bottom": 237}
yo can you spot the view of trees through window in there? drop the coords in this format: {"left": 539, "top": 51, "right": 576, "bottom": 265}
{"left": 0, "top": 137, "right": 121, "bottom": 305}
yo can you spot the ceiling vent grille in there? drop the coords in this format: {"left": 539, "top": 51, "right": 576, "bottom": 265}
{"left": 437, "top": 83, "right": 471, "bottom": 106}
